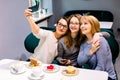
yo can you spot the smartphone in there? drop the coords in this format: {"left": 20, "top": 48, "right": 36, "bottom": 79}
{"left": 28, "top": 0, "right": 40, "bottom": 12}
{"left": 61, "top": 59, "right": 67, "bottom": 63}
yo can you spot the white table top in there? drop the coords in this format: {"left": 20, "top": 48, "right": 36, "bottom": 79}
{"left": 0, "top": 59, "right": 108, "bottom": 80}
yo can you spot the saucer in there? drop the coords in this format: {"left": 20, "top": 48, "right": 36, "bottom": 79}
{"left": 62, "top": 68, "right": 79, "bottom": 76}
{"left": 10, "top": 64, "right": 26, "bottom": 74}
{"left": 10, "top": 67, "right": 26, "bottom": 74}
{"left": 28, "top": 73, "right": 44, "bottom": 80}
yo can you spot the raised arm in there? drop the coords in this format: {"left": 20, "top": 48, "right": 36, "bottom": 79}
{"left": 24, "top": 9, "right": 39, "bottom": 34}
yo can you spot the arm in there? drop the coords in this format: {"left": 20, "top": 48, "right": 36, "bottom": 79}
{"left": 24, "top": 9, "right": 39, "bottom": 34}
{"left": 56, "top": 40, "right": 66, "bottom": 64}
{"left": 100, "top": 32, "right": 110, "bottom": 38}
{"left": 92, "top": 32, "right": 110, "bottom": 44}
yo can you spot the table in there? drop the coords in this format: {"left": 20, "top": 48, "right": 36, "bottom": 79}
{"left": 0, "top": 59, "right": 108, "bottom": 80}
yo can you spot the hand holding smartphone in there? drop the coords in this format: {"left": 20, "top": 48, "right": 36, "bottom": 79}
{"left": 60, "top": 59, "right": 67, "bottom": 64}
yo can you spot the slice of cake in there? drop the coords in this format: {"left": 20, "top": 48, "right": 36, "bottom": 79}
{"left": 66, "top": 66, "right": 76, "bottom": 74}
{"left": 29, "top": 58, "right": 40, "bottom": 67}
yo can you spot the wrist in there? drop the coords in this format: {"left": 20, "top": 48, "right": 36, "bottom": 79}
{"left": 89, "top": 49, "right": 94, "bottom": 55}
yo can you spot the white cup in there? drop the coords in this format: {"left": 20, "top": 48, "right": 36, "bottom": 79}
{"left": 31, "top": 67, "right": 41, "bottom": 77}
{"left": 12, "top": 62, "right": 24, "bottom": 72}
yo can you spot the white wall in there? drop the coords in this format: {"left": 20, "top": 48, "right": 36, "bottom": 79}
{"left": 0, "top": 0, "right": 31, "bottom": 60}
{"left": 0, "top": 0, "right": 53, "bottom": 60}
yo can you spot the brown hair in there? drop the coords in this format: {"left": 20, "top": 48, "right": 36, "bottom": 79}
{"left": 54, "top": 16, "right": 69, "bottom": 32}
{"left": 64, "top": 14, "right": 84, "bottom": 50}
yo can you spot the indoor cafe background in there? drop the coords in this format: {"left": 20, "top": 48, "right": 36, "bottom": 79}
{"left": 0, "top": 0, "right": 120, "bottom": 79}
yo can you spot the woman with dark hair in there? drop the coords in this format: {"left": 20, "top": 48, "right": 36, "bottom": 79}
{"left": 24, "top": 9, "right": 69, "bottom": 64}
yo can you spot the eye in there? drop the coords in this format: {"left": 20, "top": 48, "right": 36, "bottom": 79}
{"left": 84, "top": 22, "right": 88, "bottom": 25}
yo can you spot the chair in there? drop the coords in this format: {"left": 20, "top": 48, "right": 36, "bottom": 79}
{"left": 24, "top": 26, "right": 55, "bottom": 53}
{"left": 100, "top": 28, "right": 119, "bottom": 63}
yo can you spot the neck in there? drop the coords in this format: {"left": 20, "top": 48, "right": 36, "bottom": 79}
{"left": 71, "top": 32, "right": 78, "bottom": 39}
{"left": 54, "top": 32, "right": 61, "bottom": 39}
{"left": 86, "top": 34, "right": 93, "bottom": 43}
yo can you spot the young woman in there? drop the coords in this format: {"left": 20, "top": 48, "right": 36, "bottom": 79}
{"left": 56, "top": 14, "right": 83, "bottom": 67}
{"left": 24, "top": 9, "right": 68, "bottom": 64}
{"left": 77, "top": 15, "right": 116, "bottom": 80}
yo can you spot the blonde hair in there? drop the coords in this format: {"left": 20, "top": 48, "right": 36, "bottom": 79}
{"left": 80, "top": 15, "right": 100, "bottom": 37}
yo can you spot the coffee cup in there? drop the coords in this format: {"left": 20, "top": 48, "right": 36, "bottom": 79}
{"left": 31, "top": 67, "right": 41, "bottom": 77}
{"left": 11, "top": 61, "right": 25, "bottom": 73}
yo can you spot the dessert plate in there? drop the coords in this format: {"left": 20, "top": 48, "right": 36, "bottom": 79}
{"left": 62, "top": 68, "right": 79, "bottom": 76}
{"left": 43, "top": 64, "right": 60, "bottom": 73}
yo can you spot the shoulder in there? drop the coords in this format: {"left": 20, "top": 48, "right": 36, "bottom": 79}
{"left": 58, "top": 37, "right": 65, "bottom": 42}
{"left": 39, "top": 28, "right": 53, "bottom": 34}
{"left": 99, "top": 37, "right": 107, "bottom": 42}
{"left": 99, "top": 37, "right": 108, "bottom": 46}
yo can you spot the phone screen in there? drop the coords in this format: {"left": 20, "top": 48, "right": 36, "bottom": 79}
{"left": 28, "top": 0, "right": 40, "bottom": 12}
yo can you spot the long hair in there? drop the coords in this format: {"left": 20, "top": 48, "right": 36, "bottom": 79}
{"left": 64, "top": 14, "right": 84, "bottom": 50}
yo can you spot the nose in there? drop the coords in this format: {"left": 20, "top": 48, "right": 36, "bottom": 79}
{"left": 80, "top": 24, "right": 84, "bottom": 29}
{"left": 60, "top": 26, "right": 64, "bottom": 29}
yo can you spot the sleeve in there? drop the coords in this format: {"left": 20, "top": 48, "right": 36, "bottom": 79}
{"left": 95, "top": 37, "right": 109, "bottom": 70}
{"left": 77, "top": 43, "right": 92, "bottom": 66}
{"left": 101, "top": 32, "right": 110, "bottom": 38}
{"left": 32, "top": 28, "right": 52, "bottom": 39}
{"left": 56, "top": 39, "right": 65, "bottom": 62}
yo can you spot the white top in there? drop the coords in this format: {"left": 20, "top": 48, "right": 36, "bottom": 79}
{"left": 30, "top": 29, "right": 58, "bottom": 64}
{"left": 0, "top": 59, "right": 108, "bottom": 80}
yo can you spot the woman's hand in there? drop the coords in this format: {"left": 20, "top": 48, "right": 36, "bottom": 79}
{"left": 65, "top": 60, "right": 71, "bottom": 65}
{"left": 59, "top": 59, "right": 71, "bottom": 65}
{"left": 24, "top": 9, "right": 32, "bottom": 19}
{"left": 90, "top": 40, "right": 100, "bottom": 55}
{"left": 59, "top": 59, "right": 67, "bottom": 65}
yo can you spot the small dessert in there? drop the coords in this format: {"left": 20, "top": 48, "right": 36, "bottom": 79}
{"left": 29, "top": 58, "right": 40, "bottom": 67}
{"left": 65, "top": 66, "right": 76, "bottom": 74}
{"left": 47, "top": 64, "right": 54, "bottom": 71}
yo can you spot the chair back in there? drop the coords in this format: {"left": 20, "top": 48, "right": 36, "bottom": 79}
{"left": 24, "top": 26, "right": 55, "bottom": 53}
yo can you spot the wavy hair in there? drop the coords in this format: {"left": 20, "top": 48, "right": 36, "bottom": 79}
{"left": 64, "top": 14, "right": 84, "bottom": 50}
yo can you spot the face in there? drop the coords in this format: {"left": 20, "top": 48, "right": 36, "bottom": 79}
{"left": 56, "top": 18, "right": 68, "bottom": 36}
{"left": 80, "top": 20, "right": 92, "bottom": 35}
{"left": 69, "top": 17, "right": 80, "bottom": 33}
